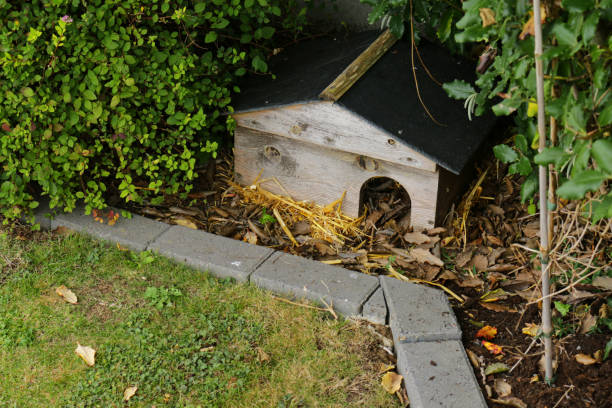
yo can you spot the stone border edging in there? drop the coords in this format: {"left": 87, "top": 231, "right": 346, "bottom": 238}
{"left": 34, "top": 205, "right": 487, "bottom": 408}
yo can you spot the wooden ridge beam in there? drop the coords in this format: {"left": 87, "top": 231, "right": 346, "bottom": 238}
{"left": 319, "top": 29, "right": 398, "bottom": 102}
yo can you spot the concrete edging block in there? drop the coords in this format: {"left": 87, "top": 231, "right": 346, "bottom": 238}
{"left": 251, "top": 252, "right": 379, "bottom": 316}
{"left": 380, "top": 275, "right": 461, "bottom": 343}
{"left": 360, "top": 287, "right": 387, "bottom": 325}
{"left": 394, "top": 340, "right": 487, "bottom": 408}
{"left": 50, "top": 206, "right": 170, "bottom": 252}
{"left": 147, "top": 225, "right": 274, "bottom": 282}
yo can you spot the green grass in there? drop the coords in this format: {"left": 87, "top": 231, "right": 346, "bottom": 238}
{"left": 0, "top": 229, "right": 398, "bottom": 407}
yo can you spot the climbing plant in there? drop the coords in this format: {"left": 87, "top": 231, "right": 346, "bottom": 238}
{"left": 0, "top": 0, "right": 306, "bottom": 224}
{"left": 361, "top": 0, "right": 612, "bottom": 221}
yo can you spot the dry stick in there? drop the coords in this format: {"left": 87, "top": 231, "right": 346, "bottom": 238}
{"left": 552, "top": 385, "right": 575, "bottom": 408}
{"left": 533, "top": 0, "right": 554, "bottom": 382}
{"left": 509, "top": 336, "right": 539, "bottom": 373}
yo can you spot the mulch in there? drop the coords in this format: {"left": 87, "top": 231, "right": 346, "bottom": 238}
{"left": 104, "top": 149, "right": 610, "bottom": 408}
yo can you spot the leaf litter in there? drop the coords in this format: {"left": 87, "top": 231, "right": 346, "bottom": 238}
{"left": 125, "top": 151, "right": 611, "bottom": 408}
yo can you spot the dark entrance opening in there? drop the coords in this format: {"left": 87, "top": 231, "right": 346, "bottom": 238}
{"left": 359, "top": 177, "right": 411, "bottom": 231}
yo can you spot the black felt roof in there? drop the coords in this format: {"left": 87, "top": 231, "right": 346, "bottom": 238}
{"left": 233, "top": 31, "right": 495, "bottom": 174}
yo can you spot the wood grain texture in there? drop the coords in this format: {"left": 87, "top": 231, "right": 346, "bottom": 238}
{"left": 233, "top": 102, "right": 438, "bottom": 172}
{"left": 319, "top": 29, "right": 398, "bottom": 101}
{"left": 234, "top": 126, "right": 439, "bottom": 230}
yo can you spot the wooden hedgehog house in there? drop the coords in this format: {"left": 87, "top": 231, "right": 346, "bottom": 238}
{"left": 231, "top": 30, "right": 495, "bottom": 230}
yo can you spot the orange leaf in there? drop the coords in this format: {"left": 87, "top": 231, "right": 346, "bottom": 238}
{"left": 476, "top": 325, "right": 498, "bottom": 340}
{"left": 519, "top": 6, "right": 547, "bottom": 40}
{"left": 482, "top": 340, "right": 503, "bottom": 355}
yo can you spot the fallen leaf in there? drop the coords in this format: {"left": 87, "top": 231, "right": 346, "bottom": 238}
{"left": 55, "top": 285, "right": 78, "bottom": 304}
{"left": 256, "top": 347, "right": 270, "bottom": 363}
{"left": 482, "top": 340, "right": 503, "bottom": 355}
{"left": 123, "top": 386, "right": 138, "bottom": 401}
{"left": 468, "top": 254, "right": 489, "bottom": 272}
{"left": 53, "top": 226, "right": 75, "bottom": 235}
{"left": 594, "top": 349, "right": 603, "bottom": 363}
{"left": 592, "top": 276, "right": 612, "bottom": 291}
{"left": 379, "top": 363, "right": 396, "bottom": 373}
{"left": 479, "top": 7, "right": 496, "bottom": 27}
{"left": 575, "top": 353, "right": 597, "bottom": 365}
{"left": 494, "top": 378, "right": 512, "bottom": 397}
{"left": 487, "top": 234, "right": 504, "bottom": 247}
{"left": 519, "top": 6, "right": 547, "bottom": 40}
{"left": 479, "top": 302, "right": 518, "bottom": 313}
{"left": 530, "top": 374, "right": 539, "bottom": 383}
{"left": 538, "top": 354, "right": 558, "bottom": 374}
{"left": 455, "top": 249, "right": 474, "bottom": 268}
{"left": 522, "top": 323, "right": 540, "bottom": 337}
{"left": 381, "top": 372, "right": 403, "bottom": 394}
{"left": 174, "top": 217, "right": 198, "bottom": 229}
{"left": 580, "top": 313, "right": 598, "bottom": 334}
{"left": 484, "top": 362, "right": 509, "bottom": 375}
{"left": 410, "top": 248, "right": 444, "bottom": 267}
{"left": 480, "top": 288, "right": 512, "bottom": 302}
{"left": 491, "top": 397, "right": 527, "bottom": 408}
{"left": 75, "top": 343, "right": 96, "bottom": 366}
{"left": 476, "top": 325, "right": 498, "bottom": 340}
{"left": 403, "top": 231, "right": 431, "bottom": 245}
{"left": 457, "top": 276, "right": 485, "bottom": 288}
{"left": 426, "top": 227, "right": 446, "bottom": 236}
{"left": 244, "top": 230, "right": 258, "bottom": 245}
{"left": 466, "top": 348, "right": 481, "bottom": 368}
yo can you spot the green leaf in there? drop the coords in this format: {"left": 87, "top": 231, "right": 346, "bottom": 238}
{"left": 591, "top": 193, "right": 612, "bottom": 222}
{"left": 598, "top": 103, "right": 612, "bottom": 127}
{"left": 552, "top": 23, "right": 578, "bottom": 48}
{"left": 389, "top": 15, "right": 405, "bottom": 38}
{"left": 484, "top": 362, "right": 509, "bottom": 375}
{"left": 515, "top": 134, "right": 528, "bottom": 154}
{"left": 493, "top": 144, "right": 518, "bottom": 163}
{"left": 592, "top": 139, "right": 612, "bottom": 175}
{"left": 102, "top": 36, "right": 119, "bottom": 50}
{"left": 251, "top": 55, "right": 268, "bottom": 73}
{"left": 437, "top": 9, "right": 454, "bottom": 42}
{"left": 520, "top": 173, "right": 538, "bottom": 203}
{"left": 205, "top": 31, "right": 217, "bottom": 43}
{"left": 194, "top": 2, "right": 206, "bottom": 13}
{"left": 557, "top": 170, "right": 607, "bottom": 200}
{"left": 562, "top": 0, "right": 595, "bottom": 12}
{"left": 260, "top": 26, "right": 275, "bottom": 40}
{"left": 83, "top": 89, "right": 96, "bottom": 101}
{"left": 125, "top": 78, "right": 135, "bottom": 86}
{"left": 509, "top": 156, "right": 532, "bottom": 176}
{"left": 604, "top": 338, "right": 612, "bottom": 360}
{"left": 110, "top": 95, "right": 120, "bottom": 108}
{"left": 442, "top": 80, "right": 475, "bottom": 100}
{"left": 534, "top": 147, "right": 569, "bottom": 168}
{"left": 21, "top": 87, "right": 34, "bottom": 98}
{"left": 554, "top": 301, "right": 571, "bottom": 317}
{"left": 566, "top": 105, "right": 586, "bottom": 134}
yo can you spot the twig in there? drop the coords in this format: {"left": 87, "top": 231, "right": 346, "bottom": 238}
{"left": 270, "top": 295, "right": 334, "bottom": 315}
{"left": 509, "top": 336, "right": 538, "bottom": 373}
{"left": 552, "top": 385, "right": 575, "bottom": 408}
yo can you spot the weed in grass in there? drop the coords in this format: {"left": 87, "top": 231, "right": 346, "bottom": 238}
{"left": 0, "top": 314, "right": 36, "bottom": 348}
{"left": 144, "top": 285, "right": 183, "bottom": 310}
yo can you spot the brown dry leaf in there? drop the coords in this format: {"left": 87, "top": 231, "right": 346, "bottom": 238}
{"left": 468, "top": 254, "right": 489, "bottom": 272}
{"left": 403, "top": 231, "right": 431, "bottom": 245}
{"left": 487, "top": 235, "right": 504, "bottom": 247}
{"left": 491, "top": 397, "right": 527, "bottom": 408}
{"left": 53, "top": 226, "right": 75, "bottom": 236}
{"left": 75, "top": 343, "right": 96, "bottom": 366}
{"left": 479, "top": 8, "right": 496, "bottom": 27}
{"left": 575, "top": 353, "right": 597, "bottom": 365}
{"left": 55, "top": 285, "right": 78, "bottom": 304}
{"left": 479, "top": 302, "right": 518, "bottom": 313}
{"left": 538, "top": 354, "right": 558, "bottom": 374}
{"left": 455, "top": 249, "right": 474, "bottom": 268}
{"left": 594, "top": 349, "right": 603, "bottom": 363}
{"left": 174, "top": 217, "right": 197, "bottom": 230}
{"left": 592, "top": 276, "right": 612, "bottom": 290}
{"left": 123, "top": 386, "right": 138, "bottom": 401}
{"left": 378, "top": 363, "right": 396, "bottom": 373}
{"left": 256, "top": 347, "right": 270, "bottom": 363}
{"left": 580, "top": 313, "right": 598, "bottom": 334}
{"left": 466, "top": 348, "right": 481, "bottom": 368}
{"left": 457, "top": 276, "right": 485, "bottom": 288}
{"left": 521, "top": 221, "right": 540, "bottom": 238}
{"left": 410, "top": 248, "right": 444, "bottom": 267}
{"left": 381, "top": 372, "right": 403, "bottom": 394}
{"left": 476, "top": 325, "right": 498, "bottom": 340}
{"left": 519, "top": 6, "right": 547, "bottom": 40}
{"left": 522, "top": 323, "right": 540, "bottom": 337}
{"left": 494, "top": 378, "right": 512, "bottom": 398}
{"left": 426, "top": 227, "right": 446, "bottom": 236}
{"left": 244, "top": 230, "right": 258, "bottom": 245}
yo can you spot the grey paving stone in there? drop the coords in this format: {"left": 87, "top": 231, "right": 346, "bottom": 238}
{"left": 148, "top": 225, "right": 274, "bottom": 282}
{"left": 380, "top": 276, "right": 461, "bottom": 342}
{"left": 31, "top": 198, "right": 52, "bottom": 230}
{"left": 394, "top": 340, "right": 487, "bottom": 408}
{"left": 51, "top": 207, "right": 170, "bottom": 252}
{"left": 360, "top": 287, "right": 387, "bottom": 325}
{"left": 251, "top": 252, "right": 379, "bottom": 316}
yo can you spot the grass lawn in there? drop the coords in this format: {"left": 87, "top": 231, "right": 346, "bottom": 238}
{"left": 0, "top": 228, "right": 398, "bottom": 407}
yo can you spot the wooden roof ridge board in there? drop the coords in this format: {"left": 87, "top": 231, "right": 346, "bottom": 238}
{"left": 232, "top": 31, "right": 497, "bottom": 175}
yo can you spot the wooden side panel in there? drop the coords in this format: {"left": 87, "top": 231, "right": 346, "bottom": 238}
{"left": 435, "top": 166, "right": 473, "bottom": 226}
{"left": 234, "top": 126, "right": 439, "bottom": 230}
{"left": 233, "top": 102, "right": 438, "bottom": 172}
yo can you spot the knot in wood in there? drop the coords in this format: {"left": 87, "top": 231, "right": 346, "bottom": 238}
{"left": 357, "top": 155, "right": 379, "bottom": 171}
{"left": 263, "top": 145, "right": 281, "bottom": 163}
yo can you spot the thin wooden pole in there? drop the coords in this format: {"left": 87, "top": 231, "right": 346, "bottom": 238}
{"left": 533, "top": 0, "right": 554, "bottom": 382}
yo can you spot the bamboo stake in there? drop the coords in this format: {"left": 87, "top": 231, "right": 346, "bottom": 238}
{"left": 533, "top": 0, "right": 554, "bottom": 382}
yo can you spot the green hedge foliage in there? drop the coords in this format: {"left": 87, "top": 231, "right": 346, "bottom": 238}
{"left": 0, "top": 0, "right": 303, "bottom": 224}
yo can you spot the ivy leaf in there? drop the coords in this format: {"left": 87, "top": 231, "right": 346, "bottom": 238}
{"left": 534, "top": 147, "right": 568, "bottom": 167}
{"left": 493, "top": 144, "right": 518, "bottom": 163}
{"left": 442, "top": 80, "right": 475, "bottom": 99}
{"left": 592, "top": 139, "right": 612, "bottom": 175}
{"left": 557, "top": 170, "right": 607, "bottom": 200}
